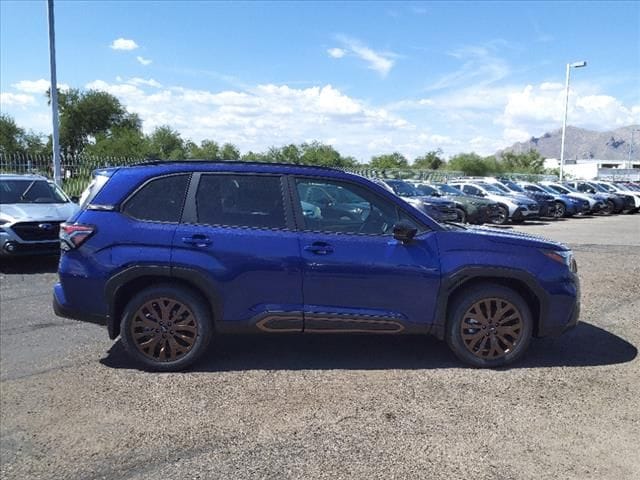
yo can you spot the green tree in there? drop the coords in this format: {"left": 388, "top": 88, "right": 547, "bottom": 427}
{"left": 413, "top": 149, "right": 444, "bottom": 170}
{"left": 0, "top": 114, "right": 26, "bottom": 155}
{"left": 241, "top": 151, "right": 269, "bottom": 162}
{"left": 446, "top": 153, "right": 491, "bottom": 176}
{"left": 370, "top": 152, "right": 409, "bottom": 169}
{"left": 86, "top": 126, "right": 149, "bottom": 158}
{"left": 186, "top": 139, "right": 220, "bottom": 159}
{"left": 500, "top": 150, "right": 545, "bottom": 174}
{"left": 220, "top": 142, "right": 240, "bottom": 160}
{"left": 51, "top": 88, "right": 137, "bottom": 156}
{"left": 300, "top": 141, "right": 356, "bottom": 167}
{"left": 0, "top": 114, "right": 48, "bottom": 156}
{"left": 146, "top": 126, "right": 186, "bottom": 159}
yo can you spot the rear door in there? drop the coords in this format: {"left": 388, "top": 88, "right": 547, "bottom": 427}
{"left": 292, "top": 176, "right": 441, "bottom": 333}
{"left": 173, "top": 173, "right": 303, "bottom": 332}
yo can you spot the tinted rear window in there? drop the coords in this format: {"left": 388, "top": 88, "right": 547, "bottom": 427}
{"left": 123, "top": 174, "right": 190, "bottom": 222}
{"left": 196, "top": 174, "right": 286, "bottom": 229}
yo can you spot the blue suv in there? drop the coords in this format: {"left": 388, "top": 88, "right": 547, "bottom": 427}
{"left": 53, "top": 162, "right": 580, "bottom": 371}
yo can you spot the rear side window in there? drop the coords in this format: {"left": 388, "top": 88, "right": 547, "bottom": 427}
{"left": 196, "top": 174, "right": 286, "bottom": 229}
{"left": 123, "top": 174, "right": 189, "bottom": 222}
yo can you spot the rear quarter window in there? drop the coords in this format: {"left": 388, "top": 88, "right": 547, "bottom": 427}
{"left": 123, "top": 174, "right": 190, "bottom": 223}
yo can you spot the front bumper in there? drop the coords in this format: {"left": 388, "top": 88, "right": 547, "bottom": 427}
{"left": 536, "top": 273, "right": 580, "bottom": 337}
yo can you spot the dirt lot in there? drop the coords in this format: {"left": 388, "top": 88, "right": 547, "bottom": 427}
{"left": 1, "top": 214, "right": 639, "bottom": 480}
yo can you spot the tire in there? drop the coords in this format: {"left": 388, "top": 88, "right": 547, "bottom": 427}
{"left": 120, "top": 284, "right": 213, "bottom": 372}
{"left": 490, "top": 205, "right": 509, "bottom": 225}
{"left": 553, "top": 201, "right": 566, "bottom": 218}
{"left": 445, "top": 284, "right": 533, "bottom": 368}
{"left": 455, "top": 207, "right": 467, "bottom": 223}
{"left": 603, "top": 200, "right": 614, "bottom": 215}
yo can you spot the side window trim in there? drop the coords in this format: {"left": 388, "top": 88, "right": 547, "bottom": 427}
{"left": 185, "top": 172, "right": 294, "bottom": 231}
{"left": 289, "top": 175, "right": 428, "bottom": 236}
{"left": 120, "top": 172, "right": 191, "bottom": 224}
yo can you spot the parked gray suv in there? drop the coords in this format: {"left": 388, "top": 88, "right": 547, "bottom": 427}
{"left": 0, "top": 174, "right": 79, "bottom": 256}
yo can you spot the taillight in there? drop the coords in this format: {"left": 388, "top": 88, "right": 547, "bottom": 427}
{"left": 60, "top": 223, "right": 95, "bottom": 250}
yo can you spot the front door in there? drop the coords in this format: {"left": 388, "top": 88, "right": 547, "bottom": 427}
{"left": 292, "top": 176, "right": 441, "bottom": 333}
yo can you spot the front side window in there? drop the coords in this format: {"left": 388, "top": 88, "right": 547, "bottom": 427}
{"left": 196, "top": 174, "right": 286, "bottom": 229}
{"left": 295, "top": 178, "right": 422, "bottom": 235}
{"left": 123, "top": 174, "right": 189, "bottom": 222}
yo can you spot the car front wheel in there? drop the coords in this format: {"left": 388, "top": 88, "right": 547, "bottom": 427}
{"left": 121, "top": 284, "right": 212, "bottom": 371}
{"left": 446, "top": 284, "right": 533, "bottom": 368}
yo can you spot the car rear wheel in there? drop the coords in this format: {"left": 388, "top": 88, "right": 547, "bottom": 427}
{"left": 455, "top": 207, "right": 467, "bottom": 223}
{"left": 553, "top": 201, "right": 566, "bottom": 218}
{"left": 446, "top": 284, "right": 533, "bottom": 368}
{"left": 489, "top": 205, "right": 509, "bottom": 225}
{"left": 121, "top": 285, "right": 212, "bottom": 371}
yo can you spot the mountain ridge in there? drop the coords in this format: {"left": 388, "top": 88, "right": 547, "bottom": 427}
{"left": 497, "top": 125, "right": 640, "bottom": 161}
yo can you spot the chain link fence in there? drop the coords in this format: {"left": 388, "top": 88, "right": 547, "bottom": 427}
{"left": 6, "top": 154, "right": 640, "bottom": 198}
{"left": 0, "top": 153, "right": 142, "bottom": 196}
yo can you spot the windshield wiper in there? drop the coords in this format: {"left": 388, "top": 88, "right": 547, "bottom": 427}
{"left": 20, "top": 181, "right": 37, "bottom": 200}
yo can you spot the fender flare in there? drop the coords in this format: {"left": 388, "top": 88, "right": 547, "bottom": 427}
{"left": 431, "top": 266, "right": 548, "bottom": 339}
{"left": 104, "top": 264, "right": 223, "bottom": 339}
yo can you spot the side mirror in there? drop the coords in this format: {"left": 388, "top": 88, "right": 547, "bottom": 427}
{"left": 392, "top": 221, "right": 418, "bottom": 244}
{"left": 70, "top": 196, "right": 80, "bottom": 203}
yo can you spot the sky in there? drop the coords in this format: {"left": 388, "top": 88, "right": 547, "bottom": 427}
{"left": 1, "top": 0, "right": 639, "bottom": 162}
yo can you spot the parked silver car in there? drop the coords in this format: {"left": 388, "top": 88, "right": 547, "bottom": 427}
{"left": 0, "top": 174, "right": 79, "bottom": 256}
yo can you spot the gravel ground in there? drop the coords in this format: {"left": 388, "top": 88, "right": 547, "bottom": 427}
{"left": 1, "top": 214, "right": 639, "bottom": 480}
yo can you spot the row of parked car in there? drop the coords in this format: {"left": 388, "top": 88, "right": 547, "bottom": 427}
{"left": 1, "top": 172, "right": 640, "bottom": 258}
{"left": 373, "top": 177, "right": 640, "bottom": 225}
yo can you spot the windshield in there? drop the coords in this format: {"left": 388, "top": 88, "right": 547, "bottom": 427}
{"left": 492, "top": 183, "right": 511, "bottom": 193}
{"left": 386, "top": 180, "right": 420, "bottom": 197}
{"left": 502, "top": 181, "right": 525, "bottom": 193}
{"left": 0, "top": 179, "right": 68, "bottom": 204}
{"left": 533, "top": 184, "right": 555, "bottom": 194}
{"left": 414, "top": 184, "right": 439, "bottom": 196}
{"left": 597, "top": 182, "right": 617, "bottom": 193}
{"left": 543, "top": 184, "right": 570, "bottom": 194}
{"left": 587, "top": 182, "right": 609, "bottom": 193}
{"left": 478, "top": 183, "right": 502, "bottom": 194}
{"left": 559, "top": 183, "right": 579, "bottom": 193}
{"left": 435, "top": 183, "right": 461, "bottom": 195}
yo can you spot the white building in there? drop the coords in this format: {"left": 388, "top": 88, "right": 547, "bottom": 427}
{"left": 544, "top": 158, "right": 640, "bottom": 180}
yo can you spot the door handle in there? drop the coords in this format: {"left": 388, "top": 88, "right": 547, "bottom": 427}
{"left": 182, "top": 234, "right": 212, "bottom": 248}
{"left": 304, "top": 242, "right": 334, "bottom": 255}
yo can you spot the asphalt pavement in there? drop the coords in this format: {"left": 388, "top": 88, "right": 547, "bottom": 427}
{"left": 1, "top": 214, "right": 639, "bottom": 480}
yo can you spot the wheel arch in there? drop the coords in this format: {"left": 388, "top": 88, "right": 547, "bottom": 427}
{"left": 434, "top": 267, "right": 546, "bottom": 340}
{"left": 105, "top": 265, "right": 223, "bottom": 339}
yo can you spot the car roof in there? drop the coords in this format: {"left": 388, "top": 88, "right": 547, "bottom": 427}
{"left": 0, "top": 173, "right": 49, "bottom": 181}
{"left": 123, "top": 160, "right": 347, "bottom": 175}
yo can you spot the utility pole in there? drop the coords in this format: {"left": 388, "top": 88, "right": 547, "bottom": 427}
{"left": 559, "top": 61, "right": 587, "bottom": 182}
{"left": 47, "top": 0, "right": 62, "bottom": 186}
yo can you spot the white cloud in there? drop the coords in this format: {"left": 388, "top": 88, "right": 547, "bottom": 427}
{"left": 127, "top": 77, "right": 162, "bottom": 88}
{"left": 0, "top": 92, "right": 37, "bottom": 107}
{"left": 110, "top": 38, "right": 139, "bottom": 51}
{"left": 327, "top": 48, "right": 347, "bottom": 59}
{"left": 136, "top": 56, "right": 152, "bottom": 66}
{"left": 333, "top": 35, "right": 396, "bottom": 77}
{"left": 2, "top": 74, "right": 637, "bottom": 161}
{"left": 12, "top": 79, "right": 69, "bottom": 94}
{"left": 426, "top": 44, "right": 510, "bottom": 91}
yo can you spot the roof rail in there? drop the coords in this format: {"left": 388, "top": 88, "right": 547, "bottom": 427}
{"left": 129, "top": 159, "right": 342, "bottom": 171}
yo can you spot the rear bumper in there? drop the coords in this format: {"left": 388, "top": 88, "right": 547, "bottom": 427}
{"left": 53, "top": 283, "right": 107, "bottom": 326}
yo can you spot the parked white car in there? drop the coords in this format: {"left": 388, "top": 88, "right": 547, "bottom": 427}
{"left": 0, "top": 174, "right": 79, "bottom": 256}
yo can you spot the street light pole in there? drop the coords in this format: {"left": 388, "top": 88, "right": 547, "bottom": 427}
{"left": 47, "top": 0, "right": 62, "bottom": 187}
{"left": 559, "top": 60, "right": 587, "bottom": 182}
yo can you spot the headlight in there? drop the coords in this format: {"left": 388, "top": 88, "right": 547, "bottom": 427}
{"left": 542, "top": 249, "right": 577, "bottom": 273}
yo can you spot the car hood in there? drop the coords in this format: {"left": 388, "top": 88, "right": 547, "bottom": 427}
{"left": 0, "top": 202, "right": 79, "bottom": 223}
{"left": 415, "top": 196, "right": 455, "bottom": 208}
{"left": 457, "top": 225, "right": 569, "bottom": 251}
